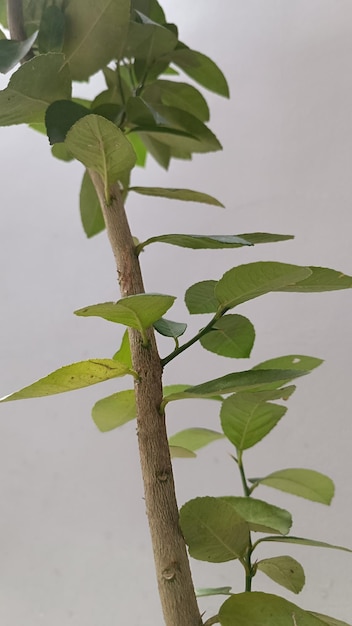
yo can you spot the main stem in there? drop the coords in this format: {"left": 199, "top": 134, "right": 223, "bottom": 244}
{"left": 89, "top": 171, "right": 202, "bottom": 626}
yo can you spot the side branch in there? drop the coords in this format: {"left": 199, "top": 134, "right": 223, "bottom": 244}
{"left": 7, "top": 0, "right": 34, "bottom": 60}
{"left": 89, "top": 170, "right": 202, "bottom": 626}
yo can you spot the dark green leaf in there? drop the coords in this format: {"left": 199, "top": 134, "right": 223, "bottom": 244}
{"left": 277, "top": 266, "right": 352, "bottom": 292}
{"left": 79, "top": 170, "right": 105, "bottom": 238}
{"left": 254, "top": 355, "right": 323, "bottom": 373}
{"left": 200, "top": 314, "right": 255, "bottom": 358}
{"left": 251, "top": 469, "right": 335, "bottom": 504}
{"left": 238, "top": 232, "right": 294, "bottom": 245}
{"left": 221, "top": 497, "right": 292, "bottom": 535}
{"left": 0, "top": 30, "right": 38, "bottom": 74}
{"left": 45, "top": 100, "right": 91, "bottom": 144}
{"left": 171, "top": 45, "right": 229, "bottom": 97}
{"left": 0, "top": 359, "right": 134, "bottom": 402}
{"left": 129, "top": 187, "right": 224, "bottom": 206}
{"left": 153, "top": 317, "right": 187, "bottom": 338}
{"left": 221, "top": 394, "right": 287, "bottom": 450}
{"left": 180, "top": 497, "right": 249, "bottom": 562}
{"left": 126, "top": 96, "right": 157, "bottom": 126}
{"left": 215, "top": 262, "right": 312, "bottom": 311}
{"left": 257, "top": 556, "right": 305, "bottom": 594}
{"left": 0, "top": 53, "right": 71, "bottom": 126}
{"left": 168, "top": 428, "right": 224, "bottom": 452}
{"left": 143, "top": 80, "right": 210, "bottom": 121}
{"left": 185, "top": 280, "right": 219, "bottom": 314}
{"left": 124, "top": 17, "right": 177, "bottom": 63}
{"left": 138, "top": 133, "right": 171, "bottom": 168}
{"left": 219, "top": 592, "right": 324, "bottom": 626}
{"left": 131, "top": 0, "right": 166, "bottom": 24}
{"left": 38, "top": 5, "right": 65, "bottom": 53}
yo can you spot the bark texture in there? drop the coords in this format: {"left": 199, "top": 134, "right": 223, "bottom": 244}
{"left": 89, "top": 171, "right": 202, "bottom": 626}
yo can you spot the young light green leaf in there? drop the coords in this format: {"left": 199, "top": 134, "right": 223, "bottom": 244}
{"left": 153, "top": 317, "right": 187, "bottom": 338}
{"left": 257, "top": 556, "right": 305, "bottom": 594}
{"left": 277, "top": 267, "right": 352, "bottom": 293}
{"left": 169, "top": 445, "right": 196, "bottom": 459}
{"left": 79, "top": 170, "right": 105, "bottom": 238}
{"left": 215, "top": 262, "right": 312, "bottom": 311}
{"left": 0, "top": 359, "right": 134, "bottom": 402}
{"left": 221, "top": 497, "right": 292, "bottom": 535}
{"left": 185, "top": 280, "right": 219, "bottom": 314}
{"left": 0, "top": 30, "right": 38, "bottom": 74}
{"left": 46, "top": 100, "right": 91, "bottom": 144}
{"left": 170, "top": 45, "right": 229, "bottom": 97}
{"left": 254, "top": 355, "right": 323, "bottom": 373}
{"left": 200, "top": 314, "right": 255, "bottom": 358}
{"left": 65, "top": 115, "right": 137, "bottom": 201}
{"left": 184, "top": 368, "right": 307, "bottom": 399}
{"left": 254, "top": 535, "right": 352, "bottom": 554}
{"left": 221, "top": 395, "right": 287, "bottom": 450}
{"left": 128, "top": 186, "right": 224, "bottom": 206}
{"left": 196, "top": 587, "right": 232, "bottom": 598}
{"left": 92, "top": 389, "right": 136, "bottom": 432}
{"left": 168, "top": 428, "right": 224, "bottom": 452}
{"left": 75, "top": 294, "right": 175, "bottom": 333}
{"left": 252, "top": 469, "right": 335, "bottom": 504}
{"left": 112, "top": 330, "right": 132, "bottom": 367}
{"left": 179, "top": 497, "right": 249, "bottom": 563}
{"left": 143, "top": 80, "right": 210, "bottom": 122}
{"left": 219, "top": 592, "right": 326, "bottom": 626}
{"left": 62, "top": 0, "right": 130, "bottom": 80}
{"left": 38, "top": 5, "right": 65, "bottom": 53}
{"left": 237, "top": 232, "right": 294, "bottom": 245}
{"left": 0, "top": 53, "right": 71, "bottom": 126}
{"left": 309, "top": 612, "right": 352, "bottom": 626}
{"left": 126, "top": 132, "right": 147, "bottom": 167}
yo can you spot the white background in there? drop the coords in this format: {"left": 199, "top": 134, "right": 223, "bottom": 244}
{"left": 1, "top": 1, "right": 352, "bottom": 624}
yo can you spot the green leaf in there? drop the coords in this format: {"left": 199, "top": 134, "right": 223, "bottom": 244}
{"left": 51, "top": 142, "right": 74, "bottom": 162}
{"left": 169, "top": 445, "right": 196, "bottom": 459}
{"left": 45, "top": 100, "right": 91, "bottom": 144}
{"left": 221, "top": 394, "right": 287, "bottom": 450}
{"left": 171, "top": 45, "right": 229, "bottom": 97}
{"left": 179, "top": 497, "right": 249, "bottom": 563}
{"left": 131, "top": 0, "right": 166, "bottom": 24}
{"left": 168, "top": 428, "right": 224, "bottom": 452}
{"left": 0, "top": 359, "right": 134, "bottom": 402}
{"left": 184, "top": 368, "right": 307, "bottom": 399}
{"left": 126, "top": 132, "right": 147, "bottom": 167}
{"left": 143, "top": 79, "right": 209, "bottom": 122}
{"left": 196, "top": 587, "right": 232, "bottom": 598}
{"left": 185, "top": 280, "right": 219, "bottom": 314}
{"left": 62, "top": 0, "right": 130, "bottom": 80}
{"left": 309, "top": 612, "right": 352, "bottom": 626}
{"left": 215, "top": 262, "right": 312, "bottom": 311}
{"left": 0, "top": 30, "right": 38, "bottom": 74}
{"left": 124, "top": 16, "right": 177, "bottom": 64}
{"left": 277, "top": 266, "right": 352, "bottom": 292}
{"left": 219, "top": 592, "right": 325, "bottom": 626}
{"left": 233, "top": 385, "right": 297, "bottom": 404}
{"left": 137, "top": 234, "right": 252, "bottom": 254}
{"left": 238, "top": 232, "right": 294, "bottom": 245}
{"left": 221, "top": 497, "right": 292, "bottom": 535}
{"left": 139, "top": 133, "right": 171, "bottom": 168}
{"left": 79, "top": 170, "right": 105, "bottom": 238}
{"left": 254, "top": 355, "right": 323, "bottom": 373}
{"left": 65, "top": 115, "right": 136, "bottom": 201}
{"left": 0, "top": 53, "right": 71, "bottom": 126}
{"left": 200, "top": 314, "right": 255, "bottom": 359}
{"left": 255, "top": 535, "right": 352, "bottom": 554}
{"left": 128, "top": 186, "right": 224, "bottom": 206}
{"left": 0, "top": 1, "right": 7, "bottom": 27}
{"left": 153, "top": 317, "right": 187, "bottom": 338}
{"left": 257, "top": 556, "right": 305, "bottom": 594}
{"left": 112, "top": 331, "right": 132, "bottom": 367}
{"left": 92, "top": 389, "right": 136, "bottom": 432}
{"left": 126, "top": 95, "right": 157, "bottom": 126}
{"left": 38, "top": 5, "right": 65, "bottom": 53}
{"left": 251, "top": 469, "right": 335, "bottom": 504}
{"left": 75, "top": 294, "right": 175, "bottom": 334}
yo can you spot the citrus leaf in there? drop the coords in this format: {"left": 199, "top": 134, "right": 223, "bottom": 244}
{"left": 75, "top": 294, "right": 175, "bottom": 333}
{"left": 138, "top": 234, "right": 252, "bottom": 253}
{"left": 309, "top": 612, "right": 351, "bottom": 626}
{"left": 0, "top": 30, "right": 38, "bottom": 74}
{"left": 171, "top": 45, "right": 229, "bottom": 97}
{"left": 251, "top": 469, "right": 335, "bottom": 504}
{"left": 143, "top": 80, "right": 209, "bottom": 121}
{"left": 196, "top": 587, "right": 232, "bottom": 598}
{"left": 0, "top": 359, "right": 134, "bottom": 402}
{"left": 38, "top": 5, "right": 65, "bottom": 53}
{"left": 79, "top": 170, "right": 105, "bottom": 238}
{"left": 221, "top": 497, "right": 292, "bottom": 535}
{"left": 92, "top": 389, "right": 136, "bottom": 432}
{"left": 237, "top": 232, "right": 294, "bottom": 245}
{"left": 169, "top": 445, "right": 196, "bottom": 459}
{"left": 215, "top": 262, "right": 312, "bottom": 311}
{"left": 219, "top": 592, "right": 325, "bottom": 626}
{"left": 45, "top": 100, "right": 91, "bottom": 144}
{"left": 277, "top": 266, "right": 352, "bottom": 292}
{"left": 168, "top": 428, "right": 224, "bottom": 452}
{"left": 185, "top": 280, "right": 219, "bottom": 314}
{"left": 0, "top": 53, "right": 71, "bottom": 126}
{"left": 254, "top": 355, "right": 323, "bottom": 373}
{"left": 179, "top": 497, "right": 249, "bottom": 562}
{"left": 112, "top": 330, "right": 132, "bottom": 367}
{"left": 128, "top": 186, "right": 224, "bottom": 206}
{"left": 200, "top": 314, "right": 255, "bottom": 358}
{"left": 257, "top": 556, "right": 305, "bottom": 594}
{"left": 65, "top": 114, "right": 136, "bottom": 201}
{"left": 255, "top": 535, "right": 352, "bottom": 554}
{"left": 153, "top": 317, "right": 187, "bottom": 338}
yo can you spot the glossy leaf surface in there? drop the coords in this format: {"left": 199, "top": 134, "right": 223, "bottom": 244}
{"left": 185, "top": 280, "right": 219, "bottom": 314}
{"left": 200, "top": 314, "right": 255, "bottom": 358}
{"left": 153, "top": 317, "right": 187, "bottom": 338}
